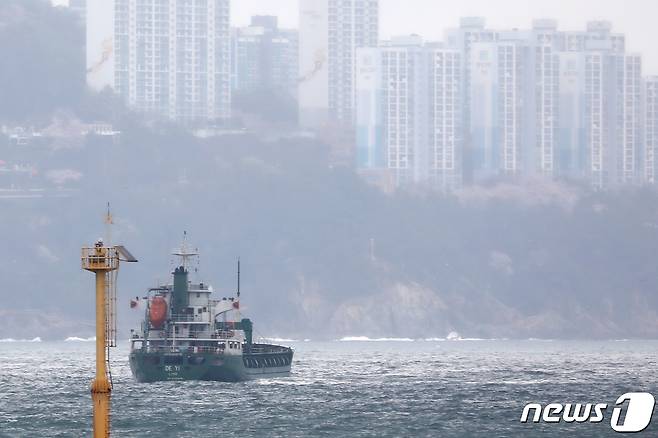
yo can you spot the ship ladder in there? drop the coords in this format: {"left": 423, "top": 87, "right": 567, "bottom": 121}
{"left": 104, "top": 269, "right": 118, "bottom": 388}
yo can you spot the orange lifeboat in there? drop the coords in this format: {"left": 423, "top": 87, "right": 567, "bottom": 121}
{"left": 149, "top": 297, "right": 167, "bottom": 329}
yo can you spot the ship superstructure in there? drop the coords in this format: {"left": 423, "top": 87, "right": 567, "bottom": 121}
{"left": 129, "top": 237, "right": 293, "bottom": 382}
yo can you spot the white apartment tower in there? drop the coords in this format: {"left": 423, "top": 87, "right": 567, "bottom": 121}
{"left": 497, "top": 39, "right": 525, "bottom": 177}
{"left": 469, "top": 36, "right": 527, "bottom": 180}
{"left": 555, "top": 21, "right": 638, "bottom": 188}
{"left": 428, "top": 47, "right": 463, "bottom": 190}
{"left": 571, "top": 51, "right": 642, "bottom": 188}
{"left": 467, "top": 24, "right": 561, "bottom": 181}
{"left": 356, "top": 37, "right": 463, "bottom": 190}
{"left": 617, "top": 54, "right": 642, "bottom": 185}
{"left": 444, "top": 18, "right": 497, "bottom": 182}
{"left": 528, "top": 20, "right": 560, "bottom": 178}
{"left": 299, "top": 0, "right": 379, "bottom": 128}
{"left": 380, "top": 38, "right": 428, "bottom": 185}
{"left": 113, "top": 0, "right": 231, "bottom": 123}
{"left": 565, "top": 25, "right": 639, "bottom": 188}
{"left": 584, "top": 52, "right": 609, "bottom": 188}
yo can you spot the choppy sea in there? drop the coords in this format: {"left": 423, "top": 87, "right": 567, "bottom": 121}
{"left": 1, "top": 339, "right": 657, "bottom": 437}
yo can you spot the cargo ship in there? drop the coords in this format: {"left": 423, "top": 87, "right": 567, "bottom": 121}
{"left": 129, "top": 236, "right": 293, "bottom": 382}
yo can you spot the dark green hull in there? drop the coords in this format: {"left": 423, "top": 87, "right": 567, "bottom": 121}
{"left": 129, "top": 348, "right": 293, "bottom": 383}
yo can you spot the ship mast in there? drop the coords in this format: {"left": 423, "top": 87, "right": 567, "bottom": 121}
{"left": 236, "top": 258, "right": 241, "bottom": 318}
{"left": 81, "top": 209, "right": 137, "bottom": 438}
{"left": 172, "top": 231, "right": 198, "bottom": 270}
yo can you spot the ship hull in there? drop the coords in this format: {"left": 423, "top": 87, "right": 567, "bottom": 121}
{"left": 129, "top": 349, "right": 293, "bottom": 383}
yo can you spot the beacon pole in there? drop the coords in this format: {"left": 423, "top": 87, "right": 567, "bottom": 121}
{"left": 82, "top": 237, "right": 137, "bottom": 437}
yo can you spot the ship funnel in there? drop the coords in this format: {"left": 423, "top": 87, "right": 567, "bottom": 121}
{"left": 241, "top": 318, "right": 253, "bottom": 346}
{"left": 172, "top": 266, "right": 189, "bottom": 314}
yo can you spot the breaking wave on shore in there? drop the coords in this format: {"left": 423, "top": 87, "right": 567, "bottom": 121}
{"left": 337, "top": 332, "right": 503, "bottom": 342}
{"left": 0, "top": 337, "right": 42, "bottom": 343}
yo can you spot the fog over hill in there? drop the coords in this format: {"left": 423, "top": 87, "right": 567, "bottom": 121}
{"left": 3, "top": 125, "right": 658, "bottom": 340}
{"left": 2, "top": 0, "right": 658, "bottom": 340}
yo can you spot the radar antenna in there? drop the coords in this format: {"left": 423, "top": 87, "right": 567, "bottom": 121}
{"left": 172, "top": 231, "right": 199, "bottom": 270}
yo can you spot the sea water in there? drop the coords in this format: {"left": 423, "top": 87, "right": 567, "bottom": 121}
{"left": 1, "top": 339, "right": 657, "bottom": 437}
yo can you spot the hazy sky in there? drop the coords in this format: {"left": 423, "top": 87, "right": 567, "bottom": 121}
{"left": 52, "top": 0, "right": 658, "bottom": 72}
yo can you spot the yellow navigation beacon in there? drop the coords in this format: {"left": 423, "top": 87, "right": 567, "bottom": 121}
{"left": 81, "top": 224, "right": 137, "bottom": 437}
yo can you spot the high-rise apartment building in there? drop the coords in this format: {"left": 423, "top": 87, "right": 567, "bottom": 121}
{"left": 355, "top": 47, "right": 384, "bottom": 172}
{"left": 445, "top": 18, "right": 498, "bottom": 182}
{"left": 356, "top": 37, "right": 463, "bottom": 190}
{"left": 527, "top": 20, "right": 560, "bottom": 178}
{"left": 428, "top": 46, "right": 463, "bottom": 190}
{"left": 231, "top": 16, "right": 298, "bottom": 99}
{"left": 558, "top": 51, "right": 587, "bottom": 178}
{"left": 354, "top": 18, "right": 652, "bottom": 191}
{"left": 469, "top": 35, "right": 528, "bottom": 180}
{"left": 109, "top": 0, "right": 231, "bottom": 123}
{"left": 299, "top": 0, "right": 378, "bottom": 128}
{"left": 466, "top": 24, "right": 561, "bottom": 181}
{"left": 616, "top": 53, "right": 642, "bottom": 185}
{"left": 583, "top": 51, "right": 612, "bottom": 188}
{"left": 554, "top": 23, "right": 641, "bottom": 188}
{"left": 459, "top": 19, "right": 642, "bottom": 188}
{"left": 380, "top": 37, "right": 429, "bottom": 186}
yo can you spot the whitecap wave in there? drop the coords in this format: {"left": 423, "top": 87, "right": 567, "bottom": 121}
{"left": 64, "top": 336, "right": 96, "bottom": 342}
{"left": 425, "top": 333, "right": 497, "bottom": 342}
{"left": 0, "top": 337, "right": 42, "bottom": 343}
{"left": 338, "top": 336, "right": 414, "bottom": 342}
